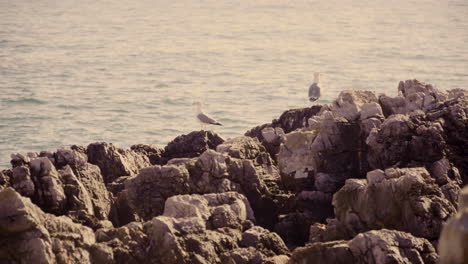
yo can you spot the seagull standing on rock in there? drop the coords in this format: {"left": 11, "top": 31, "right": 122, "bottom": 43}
{"left": 192, "top": 101, "right": 223, "bottom": 130}
{"left": 308, "top": 72, "right": 322, "bottom": 102}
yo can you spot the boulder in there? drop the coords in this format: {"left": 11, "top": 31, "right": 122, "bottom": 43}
{"left": 143, "top": 192, "right": 288, "bottom": 264}
{"left": 331, "top": 168, "right": 456, "bottom": 240}
{"left": 245, "top": 106, "right": 322, "bottom": 160}
{"left": 4, "top": 147, "right": 113, "bottom": 228}
{"left": 0, "top": 188, "right": 95, "bottom": 264}
{"left": 130, "top": 144, "right": 164, "bottom": 165}
{"left": 87, "top": 142, "right": 151, "bottom": 183}
{"left": 124, "top": 164, "right": 191, "bottom": 220}
{"left": 162, "top": 130, "right": 225, "bottom": 163}
{"left": 290, "top": 229, "right": 438, "bottom": 264}
{"left": 29, "top": 157, "right": 67, "bottom": 214}
{"left": 93, "top": 222, "right": 149, "bottom": 264}
{"left": 330, "top": 90, "right": 379, "bottom": 121}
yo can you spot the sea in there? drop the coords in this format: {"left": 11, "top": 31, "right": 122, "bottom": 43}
{"left": 1, "top": 0, "right": 467, "bottom": 168}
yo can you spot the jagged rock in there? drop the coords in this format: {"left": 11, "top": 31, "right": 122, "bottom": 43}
{"left": 143, "top": 192, "right": 288, "bottom": 264}
{"left": 240, "top": 226, "right": 289, "bottom": 256}
{"left": 71, "top": 163, "right": 112, "bottom": 221}
{"left": 290, "top": 229, "right": 438, "bottom": 264}
{"left": 130, "top": 144, "right": 164, "bottom": 165}
{"left": 124, "top": 164, "right": 191, "bottom": 220}
{"left": 124, "top": 141, "right": 282, "bottom": 229}
{"left": 246, "top": 106, "right": 323, "bottom": 138}
{"left": 163, "top": 192, "right": 255, "bottom": 228}
{"left": 245, "top": 106, "right": 322, "bottom": 160}
{"left": 278, "top": 110, "right": 362, "bottom": 192}
{"left": 438, "top": 185, "right": 468, "bottom": 264}
{"left": 425, "top": 91, "right": 468, "bottom": 183}
{"left": 0, "top": 188, "right": 95, "bottom": 264}
{"left": 216, "top": 136, "right": 280, "bottom": 183}
{"left": 274, "top": 191, "right": 333, "bottom": 247}
{"left": 55, "top": 146, "right": 88, "bottom": 169}
{"left": 331, "top": 168, "right": 456, "bottom": 240}
{"left": 330, "top": 90, "right": 379, "bottom": 121}
{"left": 29, "top": 157, "right": 67, "bottom": 214}
{"left": 162, "top": 130, "right": 225, "bottom": 163}
{"left": 379, "top": 80, "right": 467, "bottom": 118}
{"left": 93, "top": 222, "right": 149, "bottom": 264}
{"left": 60, "top": 165, "right": 95, "bottom": 216}
{"left": 87, "top": 142, "right": 151, "bottom": 183}
{"left": 11, "top": 165, "right": 35, "bottom": 197}
{"left": 4, "top": 147, "right": 112, "bottom": 228}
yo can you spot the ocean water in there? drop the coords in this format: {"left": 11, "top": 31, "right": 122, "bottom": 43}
{"left": 1, "top": 0, "right": 467, "bottom": 168}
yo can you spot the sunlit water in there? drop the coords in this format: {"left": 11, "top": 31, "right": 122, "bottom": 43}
{"left": 1, "top": 0, "right": 467, "bottom": 168}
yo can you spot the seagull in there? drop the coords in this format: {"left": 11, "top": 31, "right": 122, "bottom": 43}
{"left": 192, "top": 101, "right": 222, "bottom": 130}
{"left": 308, "top": 72, "right": 322, "bottom": 102}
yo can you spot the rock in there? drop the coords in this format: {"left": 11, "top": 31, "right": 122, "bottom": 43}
{"left": 87, "top": 142, "right": 151, "bottom": 183}
{"left": 130, "top": 144, "right": 164, "bottom": 165}
{"left": 143, "top": 192, "right": 288, "bottom": 264}
{"left": 278, "top": 110, "right": 363, "bottom": 192}
{"left": 6, "top": 147, "right": 112, "bottom": 227}
{"left": 60, "top": 165, "right": 95, "bottom": 216}
{"left": 11, "top": 165, "right": 35, "bottom": 197}
{"left": 55, "top": 146, "right": 88, "bottom": 169}
{"left": 240, "top": 226, "right": 290, "bottom": 256}
{"left": 332, "top": 167, "right": 456, "bottom": 240}
{"left": 274, "top": 191, "right": 333, "bottom": 247}
{"left": 438, "top": 185, "right": 468, "bottom": 264}
{"left": 330, "top": 90, "right": 379, "bottom": 121}
{"left": 124, "top": 164, "right": 191, "bottom": 220}
{"left": 290, "top": 229, "right": 438, "bottom": 264}
{"left": 162, "top": 130, "right": 225, "bottom": 163}
{"left": 360, "top": 102, "right": 384, "bottom": 120}
{"left": 29, "top": 157, "right": 67, "bottom": 214}
{"left": 93, "top": 222, "right": 149, "bottom": 264}
{"left": 163, "top": 192, "right": 255, "bottom": 229}
{"left": 379, "top": 79, "right": 464, "bottom": 117}
{"left": 0, "top": 188, "right": 95, "bottom": 264}
{"left": 245, "top": 106, "right": 322, "bottom": 160}
{"left": 72, "top": 163, "right": 112, "bottom": 221}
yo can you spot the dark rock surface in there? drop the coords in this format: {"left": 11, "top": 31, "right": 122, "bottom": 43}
{"left": 289, "top": 229, "right": 438, "bottom": 264}
{"left": 87, "top": 142, "right": 151, "bottom": 184}
{"left": 161, "top": 130, "right": 225, "bottom": 163}
{"left": 0, "top": 79, "right": 466, "bottom": 264}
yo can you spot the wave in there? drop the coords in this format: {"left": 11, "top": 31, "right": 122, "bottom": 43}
{"left": 7, "top": 97, "right": 47, "bottom": 105}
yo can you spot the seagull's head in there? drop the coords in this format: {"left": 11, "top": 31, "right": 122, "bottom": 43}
{"left": 192, "top": 101, "right": 202, "bottom": 106}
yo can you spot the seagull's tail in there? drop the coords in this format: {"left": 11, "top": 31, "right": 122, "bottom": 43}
{"left": 309, "top": 96, "right": 319, "bottom": 102}
{"left": 213, "top": 122, "right": 223, "bottom": 126}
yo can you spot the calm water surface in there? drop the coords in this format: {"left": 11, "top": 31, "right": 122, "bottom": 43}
{"left": 1, "top": 0, "right": 467, "bottom": 168}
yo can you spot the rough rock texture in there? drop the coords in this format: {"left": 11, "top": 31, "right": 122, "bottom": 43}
{"left": 92, "top": 222, "right": 149, "bottom": 264}
{"left": 329, "top": 168, "right": 456, "bottom": 241}
{"left": 245, "top": 106, "right": 322, "bottom": 161}
{"left": 124, "top": 164, "right": 191, "bottom": 220}
{"left": 87, "top": 142, "right": 151, "bottom": 184}
{"left": 0, "top": 188, "right": 95, "bottom": 264}
{"left": 2, "top": 147, "right": 113, "bottom": 230}
{"left": 143, "top": 192, "right": 289, "bottom": 264}
{"left": 130, "top": 144, "right": 164, "bottom": 165}
{"left": 330, "top": 90, "right": 379, "bottom": 121}
{"left": 246, "top": 106, "right": 323, "bottom": 138}
{"left": 438, "top": 185, "right": 468, "bottom": 264}
{"left": 124, "top": 136, "right": 286, "bottom": 229}
{"left": 289, "top": 229, "right": 438, "bottom": 264}
{"left": 161, "top": 130, "right": 225, "bottom": 163}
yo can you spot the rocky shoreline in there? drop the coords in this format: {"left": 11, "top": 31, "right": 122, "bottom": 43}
{"left": 0, "top": 79, "right": 467, "bottom": 264}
